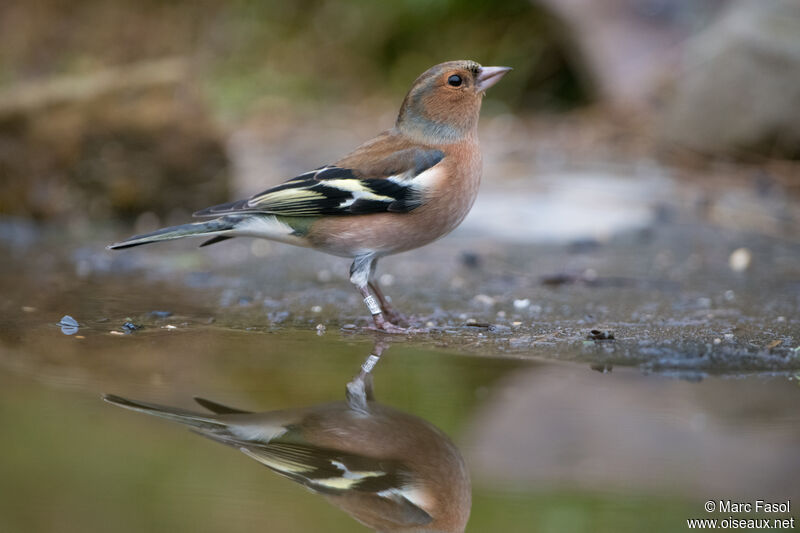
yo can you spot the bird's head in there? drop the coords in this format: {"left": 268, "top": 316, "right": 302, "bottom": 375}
{"left": 396, "top": 60, "right": 511, "bottom": 144}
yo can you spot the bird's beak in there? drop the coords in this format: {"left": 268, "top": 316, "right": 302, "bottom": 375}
{"left": 476, "top": 66, "right": 512, "bottom": 92}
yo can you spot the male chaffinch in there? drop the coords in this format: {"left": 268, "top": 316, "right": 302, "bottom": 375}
{"left": 109, "top": 60, "right": 511, "bottom": 333}
{"left": 103, "top": 351, "right": 472, "bottom": 532}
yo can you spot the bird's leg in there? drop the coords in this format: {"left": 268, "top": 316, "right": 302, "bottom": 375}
{"left": 350, "top": 254, "right": 407, "bottom": 334}
{"left": 346, "top": 341, "right": 388, "bottom": 413}
{"left": 368, "top": 260, "right": 409, "bottom": 326}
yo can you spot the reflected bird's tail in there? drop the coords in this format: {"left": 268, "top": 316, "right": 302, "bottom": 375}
{"left": 102, "top": 394, "right": 227, "bottom": 431}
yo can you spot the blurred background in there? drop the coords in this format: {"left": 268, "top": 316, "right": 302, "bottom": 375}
{"left": 1, "top": 1, "right": 800, "bottom": 532}
{"left": 2, "top": 0, "right": 799, "bottom": 226}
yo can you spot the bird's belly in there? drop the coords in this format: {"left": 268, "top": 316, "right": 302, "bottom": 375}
{"left": 306, "top": 195, "right": 475, "bottom": 258}
{"left": 307, "top": 147, "right": 482, "bottom": 258}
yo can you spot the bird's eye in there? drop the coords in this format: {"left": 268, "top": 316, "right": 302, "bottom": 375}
{"left": 447, "top": 75, "right": 462, "bottom": 87}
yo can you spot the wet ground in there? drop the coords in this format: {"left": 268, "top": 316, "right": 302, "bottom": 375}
{"left": 1, "top": 115, "right": 799, "bottom": 531}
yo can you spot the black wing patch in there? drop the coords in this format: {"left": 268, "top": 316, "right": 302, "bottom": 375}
{"left": 194, "top": 149, "right": 444, "bottom": 218}
{"left": 195, "top": 429, "right": 414, "bottom": 496}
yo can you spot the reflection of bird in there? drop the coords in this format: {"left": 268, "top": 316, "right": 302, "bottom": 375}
{"left": 103, "top": 390, "right": 471, "bottom": 532}
{"left": 108, "top": 60, "right": 510, "bottom": 333}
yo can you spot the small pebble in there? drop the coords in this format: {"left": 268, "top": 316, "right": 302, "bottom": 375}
{"left": 496, "top": 310, "right": 506, "bottom": 318}
{"left": 59, "top": 315, "right": 79, "bottom": 327}
{"left": 22, "top": 306, "right": 36, "bottom": 313}
{"left": 315, "top": 324, "right": 326, "bottom": 335}
{"left": 109, "top": 331, "right": 125, "bottom": 336}
{"left": 723, "top": 290, "right": 735, "bottom": 302}
{"left": 426, "top": 321, "right": 435, "bottom": 328}
{"left": 713, "top": 338, "right": 722, "bottom": 345}
{"left": 777, "top": 316, "right": 786, "bottom": 323}
{"left": 723, "top": 333, "right": 734, "bottom": 341}
{"left": 311, "top": 305, "right": 322, "bottom": 313}
{"left": 473, "top": 294, "right": 495, "bottom": 306}
{"left": 513, "top": 298, "right": 530, "bottom": 310}
{"left": 729, "top": 248, "right": 752, "bottom": 272}
{"left": 59, "top": 315, "right": 79, "bottom": 335}
{"left": 162, "top": 325, "right": 177, "bottom": 330}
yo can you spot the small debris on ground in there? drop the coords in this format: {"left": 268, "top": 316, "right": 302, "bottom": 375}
{"left": 460, "top": 251, "right": 481, "bottom": 269}
{"left": 59, "top": 315, "right": 79, "bottom": 335}
{"left": 587, "top": 329, "right": 615, "bottom": 341}
{"left": 121, "top": 321, "right": 142, "bottom": 334}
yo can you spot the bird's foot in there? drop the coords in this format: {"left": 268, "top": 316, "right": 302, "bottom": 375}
{"left": 381, "top": 309, "right": 411, "bottom": 327}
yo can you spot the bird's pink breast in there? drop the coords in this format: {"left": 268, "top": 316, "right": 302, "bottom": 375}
{"left": 307, "top": 142, "right": 481, "bottom": 258}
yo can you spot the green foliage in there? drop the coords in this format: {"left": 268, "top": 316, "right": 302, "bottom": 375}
{"left": 0, "top": 0, "right": 590, "bottom": 116}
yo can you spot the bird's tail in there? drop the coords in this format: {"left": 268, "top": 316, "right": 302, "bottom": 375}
{"left": 107, "top": 216, "right": 240, "bottom": 250}
{"left": 103, "top": 394, "right": 227, "bottom": 431}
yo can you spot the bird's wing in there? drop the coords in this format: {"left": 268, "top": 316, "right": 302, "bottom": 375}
{"left": 237, "top": 441, "right": 433, "bottom": 526}
{"left": 195, "top": 424, "right": 425, "bottom": 508}
{"left": 193, "top": 145, "right": 444, "bottom": 218}
{"left": 201, "top": 429, "right": 408, "bottom": 492}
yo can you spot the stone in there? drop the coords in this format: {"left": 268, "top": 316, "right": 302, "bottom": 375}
{"left": 660, "top": 0, "right": 800, "bottom": 159}
{"left": 0, "top": 58, "right": 230, "bottom": 221}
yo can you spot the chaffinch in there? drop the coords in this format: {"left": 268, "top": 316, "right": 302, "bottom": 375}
{"left": 103, "top": 351, "right": 471, "bottom": 532}
{"left": 109, "top": 60, "right": 511, "bottom": 333}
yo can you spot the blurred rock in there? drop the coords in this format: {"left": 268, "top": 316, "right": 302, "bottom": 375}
{"left": 535, "top": 0, "right": 728, "bottom": 109}
{"left": 468, "top": 364, "right": 800, "bottom": 499}
{"left": 0, "top": 58, "right": 230, "bottom": 221}
{"left": 660, "top": 0, "right": 800, "bottom": 159}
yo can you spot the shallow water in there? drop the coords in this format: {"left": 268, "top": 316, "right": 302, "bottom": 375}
{"left": 1, "top": 166, "right": 799, "bottom": 531}
{"left": 2, "top": 321, "right": 799, "bottom": 532}
{"left": 1, "top": 233, "right": 799, "bottom": 532}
